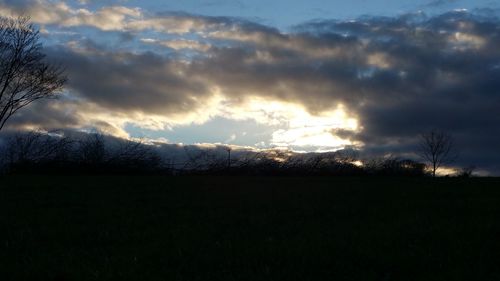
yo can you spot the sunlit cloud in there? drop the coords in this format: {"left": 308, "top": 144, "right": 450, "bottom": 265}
{"left": 215, "top": 97, "right": 359, "bottom": 151}
{"left": 0, "top": 0, "right": 228, "bottom": 34}
{"left": 268, "top": 105, "right": 358, "bottom": 151}
{"left": 366, "top": 52, "right": 392, "bottom": 69}
{"left": 0, "top": 0, "right": 142, "bottom": 30}
{"left": 141, "top": 38, "right": 212, "bottom": 52}
{"left": 448, "top": 32, "right": 485, "bottom": 50}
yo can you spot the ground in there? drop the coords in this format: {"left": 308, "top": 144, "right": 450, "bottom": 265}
{"left": 1, "top": 175, "right": 500, "bottom": 280}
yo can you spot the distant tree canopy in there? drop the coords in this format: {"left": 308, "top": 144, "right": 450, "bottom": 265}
{"left": 1, "top": 130, "right": 431, "bottom": 177}
{"left": 0, "top": 16, "right": 66, "bottom": 131}
{"left": 0, "top": 130, "right": 162, "bottom": 174}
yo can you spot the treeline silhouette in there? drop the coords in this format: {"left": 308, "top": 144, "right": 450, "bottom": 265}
{"left": 0, "top": 131, "right": 161, "bottom": 174}
{"left": 0, "top": 130, "right": 430, "bottom": 176}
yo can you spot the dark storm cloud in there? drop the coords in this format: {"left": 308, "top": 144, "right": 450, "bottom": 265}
{"left": 44, "top": 46, "right": 213, "bottom": 116}
{"left": 5, "top": 99, "right": 81, "bottom": 130}
{"left": 290, "top": 11, "right": 500, "bottom": 172}
{"left": 203, "top": 11, "right": 500, "bottom": 172}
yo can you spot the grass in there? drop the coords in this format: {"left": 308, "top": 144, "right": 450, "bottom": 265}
{"left": 1, "top": 175, "right": 500, "bottom": 280}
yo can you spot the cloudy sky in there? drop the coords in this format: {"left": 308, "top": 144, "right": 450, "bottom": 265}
{"left": 0, "top": 0, "right": 499, "bottom": 174}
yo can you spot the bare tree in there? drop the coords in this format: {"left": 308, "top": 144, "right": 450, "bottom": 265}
{"left": 4, "top": 129, "right": 72, "bottom": 172}
{"left": 77, "top": 132, "right": 106, "bottom": 167}
{"left": 418, "top": 129, "right": 457, "bottom": 177}
{"left": 0, "top": 16, "right": 66, "bottom": 131}
{"left": 225, "top": 146, "right": 231, "bottom": 168}
{"left": 108, "top": 138, "right": 162, "bottom": 171}
{"left": 457, "top": 165, "right": 476, "bottom": 178}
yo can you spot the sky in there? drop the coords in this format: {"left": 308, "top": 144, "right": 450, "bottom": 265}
{"left": 0, "top": 0, "right": 499, "bottom": 174}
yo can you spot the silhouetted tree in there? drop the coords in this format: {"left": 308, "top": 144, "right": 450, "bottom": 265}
{"left": 0, "top": 16, "right": 66, "bottom": 131}
{"left": 225, "top": 146, "right": 231, "bottom": 168}
{"left": 77, "top": 132, "right": 106, "bottom": 169}
{"left": 4, "top": 130, "right": 72, "bottom": 172}
{"left": 108, "top": 138, "right": 162, "bottom": 172}
{"left": 418, "top": 129, "right": 457, "bottom": 177}
{"left": 0, "top": 129, "right": 167, "bottom": 174}
{"left": 182, "top": 147, "right": 211, "bottom": 171}
{"left": 457, "top": 165, "right": 476, "bottom": 178}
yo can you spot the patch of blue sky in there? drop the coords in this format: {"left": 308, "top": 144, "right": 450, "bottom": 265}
{"left": 125, "top": 117, "right": 276, "bottom": 147}
{"left": 72, "top": 0, "right": 496, "bottom": 31}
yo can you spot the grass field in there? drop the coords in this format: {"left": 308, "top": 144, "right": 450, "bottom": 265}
{"left": 1, "top": 176, "right": 500, "bottom": 281}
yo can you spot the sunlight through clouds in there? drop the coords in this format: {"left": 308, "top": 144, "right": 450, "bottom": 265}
{"left": 74, "top": 94, "right": 361, "bottom": 152}
{"left": 449, "top": 32, "right": 485, "bottom": 50}
{"left": 217, "top": 97, "right": 359, "bottom": 151}
{"left": 268, "top": 104, "right": 359, "bottom": 151}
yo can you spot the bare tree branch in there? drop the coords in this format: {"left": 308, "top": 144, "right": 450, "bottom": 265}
{"left": 0, "top": 16, "right": 66, "bottom": 131}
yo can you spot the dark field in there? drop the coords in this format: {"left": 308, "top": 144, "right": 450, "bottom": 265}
{"left": 1, "top": 176, "right": 500, "bottom": 281}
